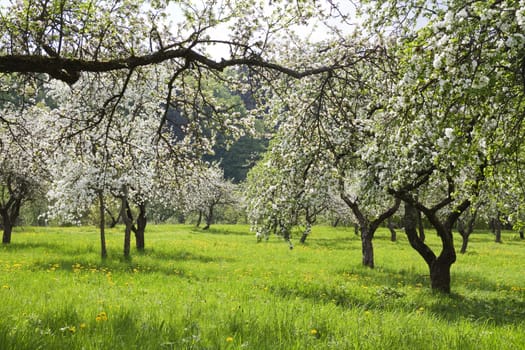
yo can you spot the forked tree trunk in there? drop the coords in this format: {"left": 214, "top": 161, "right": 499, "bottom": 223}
{"left": 404, "top": 202, "right": 456, "bottom": 294}
{"left": 98, "top": 192, "right": 107, "bottom": 259}
{"left": 341, "top": 194, "right": 400, "bottom": 269}
{"left": 457, "top": 210, "right": 477, "bottom": 254}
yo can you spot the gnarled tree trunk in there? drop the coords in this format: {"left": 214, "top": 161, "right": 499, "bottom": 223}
{"left": 404, "top": 201, "right": 457, "bottom": 294}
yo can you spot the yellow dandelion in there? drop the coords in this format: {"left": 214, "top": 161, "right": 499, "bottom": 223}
{"left": 96, "top": 311, "right": 108, "bottom": 322}
{"left": 226, "top": 336, "right": 234, "bottom": 342}
{"left": 2, "top": 285, "right": 9, "bottom": 289}
{"left": 310, "top": 329, "right": 318, "bottom": 335}
{"left": 79, "top": 323, "right": 87, "bottom": 329}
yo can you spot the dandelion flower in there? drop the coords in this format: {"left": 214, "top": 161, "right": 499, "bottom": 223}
{"left": 226, "top": 336, "right": 234, "bottom": 342}
{"left": 96, "top": 311, "right": 108, "bottom": 322}
{"left": 310, "top": 329, "right": 318, "bottom": 335}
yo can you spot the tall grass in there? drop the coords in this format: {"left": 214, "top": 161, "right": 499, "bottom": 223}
{"left": 0, "top": 225, "right": 523, "bottom": 349}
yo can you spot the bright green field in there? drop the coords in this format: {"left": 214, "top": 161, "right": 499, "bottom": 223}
{"left": 1, "top": 225, "right": 524, "bottom": 349}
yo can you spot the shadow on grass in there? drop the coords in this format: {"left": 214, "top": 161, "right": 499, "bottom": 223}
{"left": 269, "top": 265, "right": 525, "bottom": 326}
{"left": 189, "top": 226, "right": 251, "bottom": 236}
{"left": 1, "top": 241, "right": 66, "bottom": 251}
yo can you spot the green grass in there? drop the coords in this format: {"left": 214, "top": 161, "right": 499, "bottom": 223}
{"left": 0, "top": 224, "right": 524, "bottom": 349}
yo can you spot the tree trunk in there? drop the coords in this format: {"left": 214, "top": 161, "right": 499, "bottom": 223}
{"left": 404, "top": 202, "right": 456, "bottom": 293}
{"left": 1, "top": 213, "right": 12, "bottom": 244}
{"left": 300, "top": 223, "right": 312, "bottom": 244}
{"left": 196, "top": 210, "right": 202, "bottom": 227}
{"left": 135, "top": 203, "right": 147, "bottom": 251}
{"left": 332, "top": 217, "right": 340, "bottom": 227}
{"left": 520, "top": 229, "right": 524, "bottom": 240}
{"left": 353, "top": 223, "right": 359, "bottom": 235}
{"left": 387, "top": 217, "right": 396, "bottom": 242}
{"left": 98, "top": 192, "right": 107, "bottom": 259}
{"left": 460, "top": 234, "right": 469, "bottom": 254}
{"left": 417, "top": 209, "right": 425, "bottom": 242}
{"left": 429, "top": 254, "right": 454, "bottom": 293}
{"left": 105, "top": 207, "right": 120, "bottom": 228}
{"left": 119, "top": 188, "right": 132, "bottom": 258}
{"left": 494, "top": 215, "right": 502, "bottom": 243}
{"left": 203, "top": 205, "right": 214, "bottom": 230}
{"left": 361, "top": 228, "right": 374, "bottom": 268}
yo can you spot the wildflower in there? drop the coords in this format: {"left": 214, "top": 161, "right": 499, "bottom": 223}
{"left": 226, "top": 336, "right": 234, "bottom": 342}
{"left": 310, "top": 329, "right": 318, "bottom": 335}
{"left": 2, "top": 285, "right": 9, "bottom": 289}
{"left": 79, "top": 323, "right": 87, "bottom": 329}
{"left": 96, "top": 311, "right": 108, "bottom": 322}
{"left": 59, "top": 325, "right": 76, "bottom": 334}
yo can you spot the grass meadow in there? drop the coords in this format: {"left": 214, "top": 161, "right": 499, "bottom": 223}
{"left": 0, "top": 224, "right": 524, "bottom": 349}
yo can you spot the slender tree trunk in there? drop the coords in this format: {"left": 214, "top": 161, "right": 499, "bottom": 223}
{"left": 120, "top": 188, "right": 132, "bottom": 258}
{"left": 203, "top": 205, "right": 214, "bottom": 230}
{"left": 353, "top": 223, "right": 359, "bottom": 235}
{"left": 520, "top": 229, "right": 524, "bottom": 240}
{"left": 332, "top": 217, "right": 340, "bottom": 227}
{"left": 460, "top": 234, "right": 469, "bottom": 254}
{"left": 361, "top": 228, "right": 374, "bottom": 268}
{"left": 196, "top": 210, "right": 202, "bottom": 227}
{"left": 387, "top": 217, "right": 396, "bottom": 242}
{"left": 300, "top": 222, "right": 312, "bottom": 244}
{"left": 494, "top": 215, "right": 502, "bottom": 243}
{"left": 98, "top": 192, "right": 107, "bottom": 259}
{"left": 458, "top": 210, "right": 477, "bottom": 254}
{"left": 135, "top": 203, "right": 147, "bottom": 251}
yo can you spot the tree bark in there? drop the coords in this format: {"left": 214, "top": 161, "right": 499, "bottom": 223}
{"left": 98, "top": 192, "right": 107, "bottom": 259}
{"left": 196, "top": 210, "right": 202, "bottom": 227}
{"left": 387, "top": 217, "right": 396, "bottom": 242}
{"left": 134, "top": 203, "right": 147, "bottom": 251}
{"left": 403, "top": 201, "right": 457, "bottom": 293}
{"left": 361, "top": 228, "right": 374, "bottom": 268}
{"left": 300, "top": 222, "right": 312, "bottom": 244}
{"left": 494, "top": 215, "right": 502, "bottom": 243}
{"left": 417, "top": 209, "right": 425, "bottom": 242}
{"left": 1, "top": 214, "right": 13, "bottom": 244}
{"left": 429, "top": 254, "right": 453, "bottom": 293}
{"left": 119, "top": 188, "right": 132, "bottom": 258}
{"left": 1, "top": 197, "right": 22, "bottom": 244}
{"left": 203, "top": 205, "right": 214, "bottom": 230}
{"left": 457, "top": 210, "right": 477, "bottom": 254}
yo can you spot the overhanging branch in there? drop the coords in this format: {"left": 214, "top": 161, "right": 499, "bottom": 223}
{"left": 0, "top": 47, "right": 349, "bottom": 84}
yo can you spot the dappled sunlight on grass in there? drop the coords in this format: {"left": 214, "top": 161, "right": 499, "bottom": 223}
{"left": 0, "top": 225, "right": 524, "bottom": 349}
